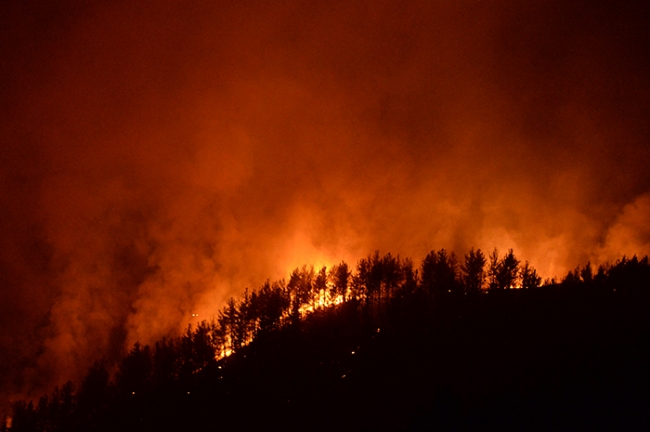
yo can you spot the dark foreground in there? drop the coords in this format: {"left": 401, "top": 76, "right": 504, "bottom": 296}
{"left": 212, "top": 288, "right": 650, "bottom": 431}
{"left": 9, "top": 287, "right": 650, "bottom": 432}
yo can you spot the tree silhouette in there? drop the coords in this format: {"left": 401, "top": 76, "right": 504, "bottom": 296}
{"left": 353, "top": 256, "right": 372, "bottom": 305}
{"left": 179, "top": 322, "right": 216, "bottom": 381}
{"left": 369, "top": 251, "right": 384, "bottom": 307}
{"left": 76, "top": 360, "right": 111, "bottom": 430}
{"left": 220, "top": 297, "right": 241, "bottom": 352}
{"left": 314, "top": 266, "right": 328, "bottom": 309}
{"left": 580, "top": 262, "right": 593, "bottom": 283}
{"left": 287, "top": 266, "right": 314, "bottom": 325}
{"left": 562, "top": 267, "right": 581, "bottom": 286}
{"left": 398, "top": 257, "right": 419, "bottom": 298}
{"left": 461, "top": 248, "right": 486, "bottom": 294}
{"left": 40, "top": 381, "right": 75, "bottom": 431}
{"left": 520, "top": 260, "right": 541, "bottom": 289}
{"left": 115, "top": 343, "right": 152, "bottom": 396}
{"left": 381, "top": 253, "right": 403, "bottom": 302}
{"left": 253, "top": 280, "right": 289, "bottom": 334}
{"left": 329, "top": 261, "right": 351, "bottom": 302}
{"left": 608, "top": 255, "right": 650, "bottom": 293}
{"left": 12, "top": 248, "right": 650, "bottom": 432}
{"left": 152, "top": 337, "right": 179, "bottom": 390}
{"left": 592, "top": 263, "right": 609, "bottom": 289}
{"left": 421, "top": 249, "right": 459, "bottom": 295}
{"left": 487, "top": 248, "right": 500, "bottom": 291}
{"left": 496, "top": 249, "right": 520, "bottom": 289}
{"left": 235, "top": 289, "right": 253, "bottom": 346}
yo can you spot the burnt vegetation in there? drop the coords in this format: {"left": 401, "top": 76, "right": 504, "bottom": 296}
{"left": 6, "top": 250, "right": 650, "bottom": 431}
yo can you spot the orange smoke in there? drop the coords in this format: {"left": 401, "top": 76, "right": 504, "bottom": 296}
{"left": 0, "top": 0, "right": 649, "bottom": 409}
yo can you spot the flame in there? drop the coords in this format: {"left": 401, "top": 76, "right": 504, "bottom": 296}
{"left": 299, "top": 293, "right": 344, "bottom": 316}
{"left": 214, "top": 292, "right": 344, "bottom": 362}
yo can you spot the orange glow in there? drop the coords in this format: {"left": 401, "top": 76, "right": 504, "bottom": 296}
{"left": 276, "top": 216, "right": 344, "bottom": 282}
{"left": 1, "top": 0, "right": 648, "bottom": 409}
{"left": 299, "top": 293, "right": 344, "bottom": 317}
{"left": 217, "top": 348, "right": 233, "bottom": 361}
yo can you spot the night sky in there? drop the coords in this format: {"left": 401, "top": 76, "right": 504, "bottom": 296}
{"left": 1, "top": 0, "right": 649, "bottom": 405}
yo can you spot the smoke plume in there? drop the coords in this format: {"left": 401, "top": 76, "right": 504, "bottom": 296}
{"left": 1, "top": 0, "right": 649, "bottom": 405}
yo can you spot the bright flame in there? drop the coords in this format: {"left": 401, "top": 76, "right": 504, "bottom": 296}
{"left": 217, "top": 347, "right": 233, "bottom": 360}
{"left": 299, "top": 293, "right": 343, "bottom": 317}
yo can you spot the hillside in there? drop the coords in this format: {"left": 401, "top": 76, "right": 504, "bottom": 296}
{"left": 6, "top": 253, "right": 650, "bottom": 431}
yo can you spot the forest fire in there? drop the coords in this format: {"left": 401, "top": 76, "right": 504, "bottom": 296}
{"left": 200, "top": 247, "right": 550, "bottom": 364}
{"left": 1, "top": 0, "right": 649, "bottom": 425}
{"left": 7, "top": 251, "right": 650, "bottom": 430}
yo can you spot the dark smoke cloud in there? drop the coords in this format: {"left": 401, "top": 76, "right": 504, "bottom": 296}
{"left": 1, "top": 0, "right": 649, "bottom": 405}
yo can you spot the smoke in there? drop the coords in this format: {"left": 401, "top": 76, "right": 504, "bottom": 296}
{"left": 598, "top": 193, "right": 650, "bottom": 264}
{"left": 1, "top": 0, "right": 649, "bottom": 405}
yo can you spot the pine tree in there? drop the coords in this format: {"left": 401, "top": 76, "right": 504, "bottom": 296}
{"left": 462, "top": 248, "right": 486, "bottom": 294}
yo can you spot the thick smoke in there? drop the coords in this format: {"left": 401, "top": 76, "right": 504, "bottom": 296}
{"left": 1, "top": 0, "right": 649, "bottom": 406}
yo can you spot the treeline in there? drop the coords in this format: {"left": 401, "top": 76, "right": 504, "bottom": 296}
{"left": 5, "top": 249, "right": 650, "bottom": 431}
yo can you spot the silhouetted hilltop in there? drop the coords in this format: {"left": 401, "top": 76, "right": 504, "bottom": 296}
{"left": 6, "top": 251, "right": 650, "bottom": 431}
